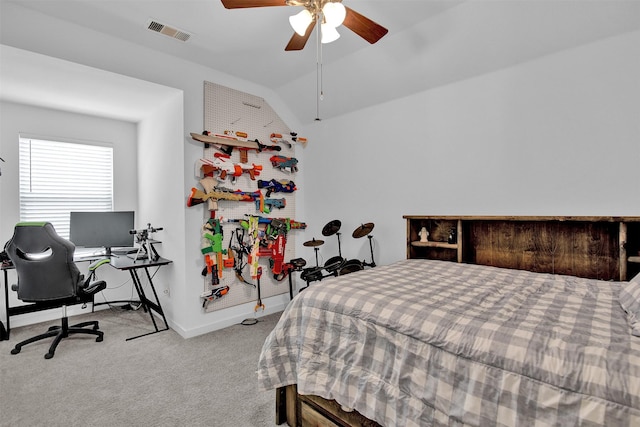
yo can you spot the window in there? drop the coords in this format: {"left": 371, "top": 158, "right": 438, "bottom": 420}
{"left": 19, "top": 136, "right": 114, "bottom": 239}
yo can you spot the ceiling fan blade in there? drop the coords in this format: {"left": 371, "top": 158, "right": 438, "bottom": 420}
{"left": 221, "top": 0, "right": 286, "bottom": 8}
{"left": 285, "top": 20, "right": 316, "bottom": 51}
{"left": 342, "top": 6, "right": 389, "bottom": 44}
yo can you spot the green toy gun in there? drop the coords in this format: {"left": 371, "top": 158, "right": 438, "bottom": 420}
{"left": 201, "top": 218, "right": 226, "bottom": 282}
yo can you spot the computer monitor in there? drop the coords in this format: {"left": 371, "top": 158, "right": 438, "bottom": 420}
{"left": 69, "top": 211, "right": 135, "bottom": 254}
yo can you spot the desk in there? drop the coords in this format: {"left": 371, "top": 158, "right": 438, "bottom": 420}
{"left": 1, "top": 255, "right": 172, "bottom": 341}
{"left": 109, "top": 255, "right": 172, "bottom": 340}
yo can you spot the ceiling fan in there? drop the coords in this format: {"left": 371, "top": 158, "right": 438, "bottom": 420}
{"left": 220, "top": 0, "right": 389, "bottom": 51}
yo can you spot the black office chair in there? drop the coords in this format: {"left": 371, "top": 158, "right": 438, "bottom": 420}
{"left": 5, "top": 222, "right": 107, "bottom": 359}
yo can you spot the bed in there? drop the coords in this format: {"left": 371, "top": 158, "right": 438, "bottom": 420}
{"left": 257, "top": 216, "right": 640, "bottom": 426}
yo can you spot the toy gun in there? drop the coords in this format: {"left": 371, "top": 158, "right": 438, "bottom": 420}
{"left": 236, "top": 141, "right": 281, "bottom": 163}
{"left": 187, "top": 176, "right": 265, "bottom": 211}
{"left": 228, "top": 189, "right": 285, "bottom": 215}
{"left": 194, "top": 132, "right": 282, "bottom": 162}
{"left": 270, "top": 133, "right": 290, "bottom": 148}
{"left": 129, "top": 224, "right": 163, "bottom": 262}
{"left": 268, "top": 219, "right": 288, "bottom": 277}
{"left": 224, "top": 216, "right": 306, "bottom": 231}
{"left": 193, "top": 131, "right": 276, "bottom": 152}
{"left": 201, "top": 218, "right": 226, "bottom": 280}
{"left": 257, "top": 179, "right": 297, "bottom": 197}
{"left": 201, "top": 153, "right": 263, "bottom": 182}
{"left": 246, "top": 216, "right": 261, "bottom": 280}
{"left": 201, "top": 285, "right": 229, "bottom": 309}
{"left": 232, "top": 189, "right": 262, "bottom": 202}
{"left": 187, "top": 187, "right": 244, "bottom": 210}
{"left": 222, "top": 216, "right": 308, "bottom": 283}
{"left": 255, "top": 198, "right": 286, "bottom": 214}
{"left": 237, "top": 139, "right": 282, "bottom": 163}
{"left": 290, "top": 132, "right": 307, "bottom": 146}
{"left": 270, "top": 155, "right": 299, "bottom": 173}
{"left": 228, "top": 228, "right": 254, "bottom": 287}
{"left": 270, "top": 132, "right": 307, "bottom": 148}
{"left": 272, "top": 217, "right": 307, "bottom": 231}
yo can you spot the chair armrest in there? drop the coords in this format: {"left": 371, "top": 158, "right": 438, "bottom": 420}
{"left": 82, "top": 280, "right": 106, "bottom": 295}
{"left": 82, "top": 258, "right": 109, "bottom": 293}
{"left": 89, "top": 258, "right": 110, "bottom": 271}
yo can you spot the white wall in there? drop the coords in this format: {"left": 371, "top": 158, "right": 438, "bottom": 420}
{"left": 0, "top": 101, "right": 139, "bottom": 326}
{"left": 302, "top": 30, "right": 640, "bottom": 267}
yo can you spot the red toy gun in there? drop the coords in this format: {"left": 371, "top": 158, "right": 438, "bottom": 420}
{"left": 266, "top": 219, "right": 289, "bottom": 277}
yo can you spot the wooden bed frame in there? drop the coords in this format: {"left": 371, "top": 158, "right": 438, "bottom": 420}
{"left": 275, "top": 215, "right": 640, "bottom": 427}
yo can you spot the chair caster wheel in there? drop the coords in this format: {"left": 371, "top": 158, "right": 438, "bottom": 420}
{"left": 11, "top": 347, "right": 21, "bottom": 355}
{"left": 96, "top": 336, "right": 103, "bottom": 342}
{"left": 44, "top": 353, "right": 54, "bottom": 359}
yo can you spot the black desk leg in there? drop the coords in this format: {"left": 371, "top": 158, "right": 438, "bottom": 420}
{"left": 2, "top": 269, "right": 9, "bottom": 340}
{"left": 143, "top": 266, "right": 170, "bottom": 331}
{"left": 126, "top": 267, "right": 169, "bottom": 341}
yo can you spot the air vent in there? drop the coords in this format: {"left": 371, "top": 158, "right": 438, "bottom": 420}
{"left": 147, "top": 19, "right": 192, "bottom": 42}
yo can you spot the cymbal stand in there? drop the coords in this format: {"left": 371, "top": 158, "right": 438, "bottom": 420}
{"left": 336, "top": 232, "right": 342, "bottom": 258}
{"left": 363, "top": 235, "right": 376, "bottom": 268}
{"left": 284, "top": 258, "right": 306, "bottom": 301}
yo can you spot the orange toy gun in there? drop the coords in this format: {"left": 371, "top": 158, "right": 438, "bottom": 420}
{"left": 201, "top": 153, "right": 262, "bottom": 182}
{"left": 270, "top": 132, "right": 308, "bottom": 148}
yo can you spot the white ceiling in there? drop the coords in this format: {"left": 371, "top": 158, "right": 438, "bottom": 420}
{"left": 2, "top": 0, "right": 640, "bottom": 123}
{"left": 0, "top": 44, "right": 181, "bottom": 123}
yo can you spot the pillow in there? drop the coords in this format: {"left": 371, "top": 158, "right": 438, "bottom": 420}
{"left": 619, "top": 273, "right": 640, "bottom": 337}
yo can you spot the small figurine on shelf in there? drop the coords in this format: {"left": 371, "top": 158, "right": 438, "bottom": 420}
{"left": 448, "top": 228, "right": 457, "bottom": 244}
{"left": 419, "top": 227, "right": 429, "bottom": 243}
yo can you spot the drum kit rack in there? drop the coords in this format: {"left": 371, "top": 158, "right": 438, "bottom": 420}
{"left": 296, "top": 219, "right": 377, "bottom": 290}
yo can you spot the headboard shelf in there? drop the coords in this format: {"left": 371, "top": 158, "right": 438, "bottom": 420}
{"left": 404, "top": 215, "right": 640, "bottom": 281}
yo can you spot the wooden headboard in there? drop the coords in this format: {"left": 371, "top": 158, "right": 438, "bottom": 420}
{"left": 404, "top": 216, "right": 640, "bottom": 281}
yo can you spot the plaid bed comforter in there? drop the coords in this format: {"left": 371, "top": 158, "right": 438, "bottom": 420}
{"left": 258, "top": 259, "right": 640, "bottom": 427}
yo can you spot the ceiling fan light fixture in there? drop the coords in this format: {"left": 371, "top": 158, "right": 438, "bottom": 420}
{"left": 322, "top": 2, "right": 346, "bottom": 28}
{"left": 289, "top": 9, "right": 313, "bottom": 36}
{"left": 321, "top": 23, "right": 340, "bottom": 44}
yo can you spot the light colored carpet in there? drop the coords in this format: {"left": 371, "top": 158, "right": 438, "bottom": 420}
{"left": 0, "top": 307, "right": 283, "bottom": 427}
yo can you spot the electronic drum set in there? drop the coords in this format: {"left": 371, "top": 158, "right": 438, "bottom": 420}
{"left": 299, "top": 219, "right": 377, "bottom": 288}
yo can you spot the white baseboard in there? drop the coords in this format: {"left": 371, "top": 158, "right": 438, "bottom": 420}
{"left": 4, "top": 294, "right": 289, "bottom": 338}
{"left": 170, "top": 295, "right": 288, "bottom": 338}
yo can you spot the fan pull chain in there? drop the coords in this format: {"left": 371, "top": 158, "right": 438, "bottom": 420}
{"left": 315, "top": 15, "right": 322, "bottom": 121}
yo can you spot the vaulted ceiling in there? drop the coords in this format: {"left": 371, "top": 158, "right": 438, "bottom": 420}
{"left": 2, "top": 0, "right": 640, "bottom": 123}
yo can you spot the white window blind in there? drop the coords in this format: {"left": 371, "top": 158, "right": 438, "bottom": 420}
{"left": 19, "top": 137, "right": 114, "bottom": 239}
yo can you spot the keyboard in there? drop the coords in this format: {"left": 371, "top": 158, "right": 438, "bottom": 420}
{"left": 111, "top": 247, "right": 138, "bottom": 255}
{"left": 74, "top": 248, "right": 107, "bottom": 258}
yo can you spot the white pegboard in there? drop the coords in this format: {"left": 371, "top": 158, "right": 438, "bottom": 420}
{"left": 197, "top": 81, "right": 304, "bottom": 312}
